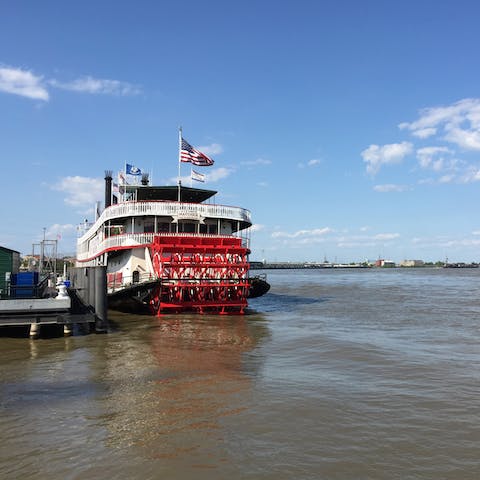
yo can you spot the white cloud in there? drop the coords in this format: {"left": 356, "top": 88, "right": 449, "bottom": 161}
{"left": 361, "top": 142, "right": 413, "bottom": 175}
{"left": 374, "top": 233, "right": 400, "bottom": 241}
{"left": 412, "top": 234, "right": 480, "bottom": 251}
{"left": 399, "top": 98, "right": 480, "bottom": 151}
{"left": 445, "top": 127, "right": 480, "bottom": 151}
{"left": 459, "top": 167, "right": 480, "bottom": 183}
{"left": 298, "top": 158, "right": 322, "bottom": 168}
{"left": 411, "top": 127, "right": 437, "bottom": 139}
{"left": 170, "top": 166, "right": 233, "bottom": 185}
{"left": 373, "top": 184, "right": 409, "bottom": 192}
{"left": 46, "top": 223, "right": 76, "bottom": 238}
{"left": 272, "top": 227, "right": 333, "bottom": 239}
{"left": 336, "top": 232, "right": 399, "bottom": 248}
{"left": 416, "top": 146, "right": 455, "bottom": 171}
{"left": 438, "top": 174, "right": 456, "bottom": 184}
{"left": 250, "top": 224, "right": 265, "bottom": 232}
{"left": 241, "top": 158, "right": 272, "bottom": 166}
{"left": 206, "top": 167, "right": 233, "bottom": 182}
{"left": 53, "top": 176, "right": 104, "bottom": 207}
{"left": 49, "top": 76, "right": 141, "bottom": 96}
{"left": 197, "top": 143, "right": 223, "bottom": 156}
{"left": 0, "top": 64, "right": 141, "bottom": 101}
{"left": 272, "top": 227, "right": 333, "bottom": 246}
{"left": 0, "top": 66, "right": 49, "bottom": 100}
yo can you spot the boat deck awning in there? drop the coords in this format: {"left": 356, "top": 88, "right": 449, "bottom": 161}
{"left": 131, "top": 186, "right": 217, "bottom": 203}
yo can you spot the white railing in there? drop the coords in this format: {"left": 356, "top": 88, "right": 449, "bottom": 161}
{"left": 78, "top": 201, "right": 251, "bottom": 243}
{"left": 77, "top": 232, "right": 251, "bottom": 262}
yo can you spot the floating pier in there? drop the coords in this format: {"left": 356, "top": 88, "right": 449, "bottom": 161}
{"left": 0, "top": 266, "right": 108, "bottom": 338}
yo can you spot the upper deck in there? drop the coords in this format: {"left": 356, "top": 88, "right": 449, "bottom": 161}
{"left": 77, "top": 199, "right": 252, "bottom": 258}
{"left": 80, "top": 200, "right": 251, "bottom": 238}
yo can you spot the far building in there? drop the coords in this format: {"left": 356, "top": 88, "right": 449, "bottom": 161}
{"left": 375, "top": 259, "right": 396, "bottom": 267}
{"left": 399, "top": 259, "right": 425, "bottom": 267}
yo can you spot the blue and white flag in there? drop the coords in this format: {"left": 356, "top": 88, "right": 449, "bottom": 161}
{"left": 126, "top": 163, "right": 142, "bottom": 175}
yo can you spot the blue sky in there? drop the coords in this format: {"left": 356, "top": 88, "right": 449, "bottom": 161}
{"left": 1, "top": 0, "right": 480, "bottom": 263}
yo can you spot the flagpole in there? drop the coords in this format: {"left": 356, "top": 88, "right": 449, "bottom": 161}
{"left": 124, "top": 161, "right": 127, "bottom": 202}
{"left": 178, "top": 126, "right": 182, "bottom": 202}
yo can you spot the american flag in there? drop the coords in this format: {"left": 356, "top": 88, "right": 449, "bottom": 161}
{"left": 180, "top": 137, "right": 214, "bottom": 166}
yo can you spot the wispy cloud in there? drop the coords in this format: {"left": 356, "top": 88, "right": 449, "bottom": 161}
{"left": 272, "top": 228, "right": 334, "bottom": 246}
{"left": 374, "top": 233, "right": 400, "bottom": 241}
{"left": 373, "top": 184, "right": 409, "bottom": 192}
{"left": 52, "top": 176, "right": 104, "bottom": 208}
{"left": 363, "top": 98, "right": 480, "bottom": 184}
{"left": 45, "top": 223, "right": 76, "bottom": 239}
{"left": 416, "top": 146, "right": 455, "bottom": 171}
{"left": 0, "top": 64, "right": 140, "bottom": 101}
{"left": 336, "top": 232, "right": 400, "bottom": 248}
{"left": 170, "top": 166, "right": 233, "bottom": 185}
{"left": 298, "top": 158, "right": 322, "bottom": 168}
{"left": 241, "top": 158, "right": 272, "bottom": 166}
{"left": 196, "top": 143, "right": 223, "bottom": 156}
{"left": 361, "top": 142, "right": 413, "bottom": 175}
{"left": 0, "top": 66, "right": 49, "bottom": 100}
{"left": 204, "top": 167, "right": 232, "bottom": 182}
{"left": 412, "top": 234, "right": 480, "bottom": 249}
{"left": 399, "top": 98, "right": 480, "bottom": 150}
{"left": 49, "top": 76, "right": 141, "bottom": 96}
{"left": 272, "top": 227, "right": 333, "bottom": 239}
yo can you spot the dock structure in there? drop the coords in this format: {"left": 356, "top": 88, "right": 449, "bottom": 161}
{"left": 0, "top": 266, "right": 108, "bottom": 338}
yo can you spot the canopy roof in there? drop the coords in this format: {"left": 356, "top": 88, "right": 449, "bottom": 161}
{"left": 129, "top": 185, "right": 217, "bottom": 203}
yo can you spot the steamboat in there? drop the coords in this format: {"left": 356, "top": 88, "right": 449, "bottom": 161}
{"left": 76, "top": 140, "right": 269, "bottom": 315}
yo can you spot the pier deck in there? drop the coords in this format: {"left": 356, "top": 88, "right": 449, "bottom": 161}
{"left": 0, "top": 297, "right": 95, "bottom": 327}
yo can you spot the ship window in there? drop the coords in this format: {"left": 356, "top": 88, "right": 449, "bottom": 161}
{"left": 158, "top": 222, "right": 170, "bottom": 233}
{"left": 199, "top": 224, "right": 207, "bottom": 234}
{"left": 179, "top": 222, "right": 196, "bottom": 233}
{"left": 208, "top": 224, "right": 217, "bottom": 234}
{"left": 144, "top": 220, "right": 154, "bottom": 233}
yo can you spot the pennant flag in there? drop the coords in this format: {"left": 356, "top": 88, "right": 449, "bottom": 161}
{"left": 181, "top": 138, "right": 214, "bottom": 166}
{"left": 126, "top": 163, "right": 142, "bottom": 175}
{"left": 191, "top": 170, "right": 205, "bottom": 183}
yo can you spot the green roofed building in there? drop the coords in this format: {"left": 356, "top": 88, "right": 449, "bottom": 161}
{"left": 0, "top": 246, "right": 20, "bottom": 298}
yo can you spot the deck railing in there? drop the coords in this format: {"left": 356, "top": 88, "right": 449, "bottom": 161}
{"left": 79, "top": 201, "right": 251, "bottom": 237}
{"left": 77, "top": 232, "right": 251, "bottom": 262}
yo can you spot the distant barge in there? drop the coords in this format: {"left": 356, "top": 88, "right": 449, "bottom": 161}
{"left": 444, "top": 262, "right": 479, "bottom": 268}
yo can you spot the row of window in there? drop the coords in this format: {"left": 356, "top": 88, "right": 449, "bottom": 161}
{"left": 105, "top": 221, "right": 221, "bottom": 236}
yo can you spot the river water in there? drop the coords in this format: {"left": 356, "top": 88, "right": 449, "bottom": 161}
{"left": 0, "top": 268, "right": 479, "bottom": 479}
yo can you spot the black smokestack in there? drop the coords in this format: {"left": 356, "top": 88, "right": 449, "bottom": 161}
{"left": 105, "top": 170, "right": 113, "bottom": 209}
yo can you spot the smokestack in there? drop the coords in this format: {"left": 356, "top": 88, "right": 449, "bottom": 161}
{"left": 104, "top": 170, "right": 113, "bottom": 209}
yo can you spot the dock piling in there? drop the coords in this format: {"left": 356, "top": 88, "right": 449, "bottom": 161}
{"left": 29, "top": 322, "right": 40, "bottom": 339}
{"left": 94, "top": 266, "right": 108, "bottom": 333}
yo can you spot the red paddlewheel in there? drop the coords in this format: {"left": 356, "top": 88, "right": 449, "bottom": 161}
{"left": 149, "top": 235, "right": 250, "bottom": 315}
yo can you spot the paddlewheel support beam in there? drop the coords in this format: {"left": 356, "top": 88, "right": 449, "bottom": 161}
{"left": 149, "top": 235, "right": 249, "bottom": 315}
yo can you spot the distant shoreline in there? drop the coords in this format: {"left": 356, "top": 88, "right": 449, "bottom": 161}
{"left": 250, "top": 262, "right": 479, "bottom": 270}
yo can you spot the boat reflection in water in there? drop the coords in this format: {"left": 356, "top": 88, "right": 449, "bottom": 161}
{"left": 101, "top": 312, "right": 269, "bottom": 462}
